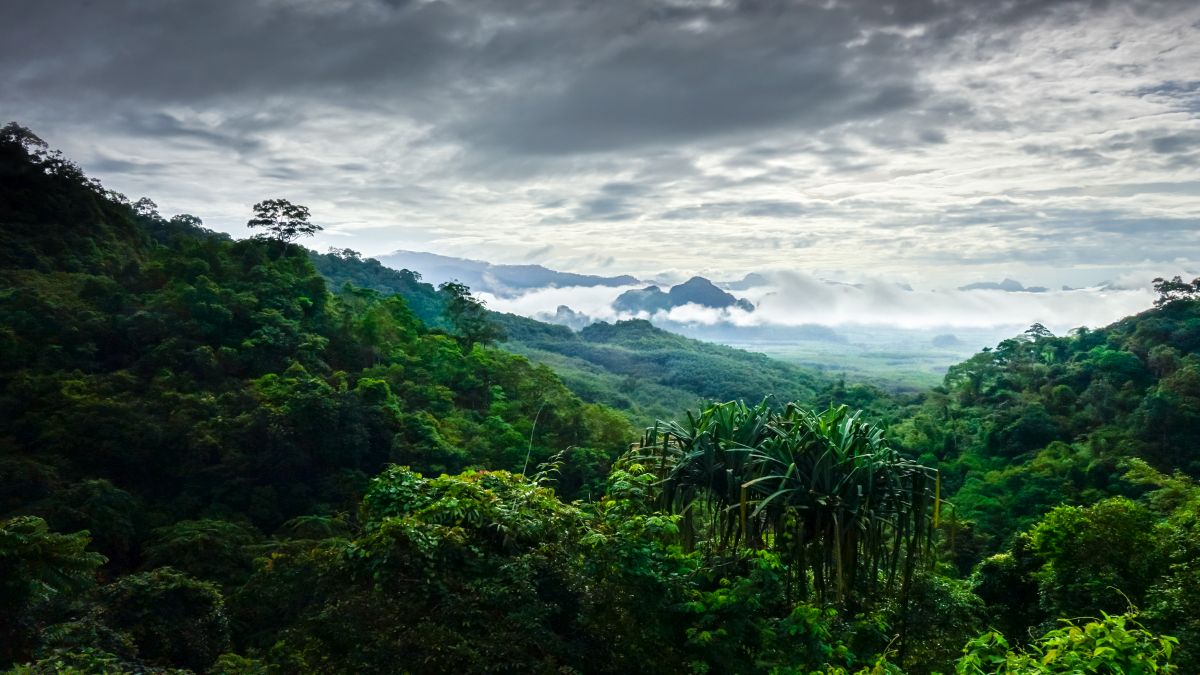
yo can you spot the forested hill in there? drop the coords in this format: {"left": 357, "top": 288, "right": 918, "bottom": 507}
{"left": 309, "top": 248, "right": 448, "bottom": 327}
{"left": 313, "top": 247, "right": 883, "bottom": 423}
{"left": 892, "top": 299, "right": 1200, "bottom": 555}
{"left": 501, "top": 316, "right": 844, "bottom": 422}
{"left": 854, "top": 291, "right": 1200, "bottom": 670}
{"left": 4, "top": 123, "right": 1197, "bottom": 674}
{"left": 0, "top": 123, "right": 664, "bottom": 668}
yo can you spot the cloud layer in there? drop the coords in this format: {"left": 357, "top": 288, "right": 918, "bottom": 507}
{"left": 4, "top": 0, "right": 1199, "bottom": 292}
{"left": 478, "top": 273, "right": 1157, "bottom": 334}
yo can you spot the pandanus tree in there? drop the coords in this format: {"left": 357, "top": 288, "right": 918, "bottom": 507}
{"left": 637, "top": 400, "right": 940, "bottom": 613}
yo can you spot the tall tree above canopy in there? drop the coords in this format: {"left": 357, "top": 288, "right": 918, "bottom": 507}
{"left": 0, "top": 121, "right": 48, "bottom": 158}
{"left": 247, "top": 199, "right": 320, "bottom": 243}
{"left": 439, "top": 280, "right": 505, "bottom": 349}
{"left": 1153, "top": 276, "right": 1200, "bottom": 308}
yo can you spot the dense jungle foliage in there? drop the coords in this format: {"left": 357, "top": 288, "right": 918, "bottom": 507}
{"left": 2, "top": 123, "right": 1196, "bottom": 673}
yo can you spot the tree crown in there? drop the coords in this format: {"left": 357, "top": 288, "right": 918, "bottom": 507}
{"left": 247, "top": 199, "right": 320, "bottom": 242}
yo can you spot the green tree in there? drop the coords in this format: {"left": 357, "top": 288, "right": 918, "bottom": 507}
{"left": 1029, "top": 498, "right": 1162, "bottom": 620}
{"left": 639, "top": 401, "right": 939, "bottom": 614}
{"left": 0, "top": 121, "right": 49, "bottom": 159}
{"left": 898, "top": 572, "right": 985, "bottom": 674}
{"left": 30, "top": 479, "right": 142, "bottom": 573}
{"left": 95, "top": 568, "right": 229, "bottom": 672}
{"left": 143, "top": 519, "right": 261, "bottom": 588}
{"left": 439, "top": 281, "right": 504, "bottom": 349}
{"left": 956, "top": 612, "right": 1177, "bottom": 674}
{"left": 0, "top": 516, "right": 106, "bottom": 665}
{"left": 1152, "top": 276, "right": 1200, "bottom": 308}
{"left": 246, "top": 199, "right": 320, "bottom": 243}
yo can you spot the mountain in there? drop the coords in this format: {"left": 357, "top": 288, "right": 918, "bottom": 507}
{"left": 613, "top": 276, "right": 754, "bottom": 314}
{"left": 959, "top": 278, "right": 1048, "bottom": 293}
{"left": 612, "top": 285, "right": 672, "bottom": 313}
{"left": 931, "top": 333, "right": 964, "bottom": 348}
{"left": 721, "top": 272, "right": 771, "bottom": 290}
{"left": 375, "top": 249, "right": 640, "bottom": 296}
{"left": 541, "top": 304, "right": 592, "bottom": 330}
{"left": 670, "top": 276, "right": 756, "bottom": 311}
{"left": 0, "top": 126, "right": 634, "bottom": 510}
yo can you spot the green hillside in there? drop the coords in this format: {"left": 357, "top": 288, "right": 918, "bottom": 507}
{"left": 897, "top": 309, "right": 1200, "bottom": 552}
{"left": 0, "top": 122, "right": 631, "bottom": 551}
{"left": 2, "top": 125, "right": 1195, "bottom": 674}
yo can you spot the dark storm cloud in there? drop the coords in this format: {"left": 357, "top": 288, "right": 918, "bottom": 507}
{"left": 3, "top": 0, "right": 1198, "bottom": 286}
{"left": 660, "top": 200, "right": 813, "bottom": 220}
{"left": 574, "top": 197, "right": 638, "bottom": 221}
{"left": 1019, "top": 143, "right": 1110, "bottom": 168}
{"left": 88, "top": 154, "right": 168, "bottom": 175}
{"left": 565, "top": 182, "right": 650, "bottom": 221}
{"left": 1150, "top": 132, "right": 1200, "bottom": 155}
{"left": 1090, "top": 214, "right": 1200, "bottom": 234}
{"left": 6, "top": 0, "right": 1184, "bottom": 158}
{"left": 118, "top": 111, "right": 266, "bottom": 154}
{"left": 2, "top": 0, "right": 464, "bottom": 102}
{"left": 461, "top": 13, "right": 921, "bottom": 155}
{"left": 1134, "top": 80, "right": 1200, "bottom": 112}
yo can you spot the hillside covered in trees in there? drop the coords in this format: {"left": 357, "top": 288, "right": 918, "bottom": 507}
{"left": 312, "top": 247, "right": 878, "bottom": 425}
{"left": 2, "top": 124, "right": 1198, "bottom": 674}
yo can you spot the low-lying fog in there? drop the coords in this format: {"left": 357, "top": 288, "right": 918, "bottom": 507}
{"left": 477, "top": 272, "right": 1156, "bottom": 335}
{"left": 475, "top": 273, "right": 1161, "bottom": 387}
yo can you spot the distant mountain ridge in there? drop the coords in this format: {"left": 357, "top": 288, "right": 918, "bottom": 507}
{"left": 720, "top": 272, "right": 772, "bottom": 291}
{"left": 959, "top": 278, "right": 1048, "bottom": 293}
{"left": 377, "top": 250, "right": 640, "bottom": 297}
{"left": 614, "top": 276, "right": 755, "bottom": 314}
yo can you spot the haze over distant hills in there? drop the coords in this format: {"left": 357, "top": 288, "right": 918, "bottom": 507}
{"left": 958, "top": 278, "right": 1049, "bottom": 293}
{"left": 372, "top": 250, "right": 1161, "bottom": 387}
{"left": 721, "top": 273, "right": 772, "bottom": 291}
{"left": 377, "top": 250, "right": 640, "bottom": 297}
{"left": 378, "top": 250, "right": 764, "bottom": 323}
{"left": 377, "top": 252, "right": 1155, "bottom": 336}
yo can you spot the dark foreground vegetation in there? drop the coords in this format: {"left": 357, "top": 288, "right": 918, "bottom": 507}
{"left": 2, "top": 123, "right": 1196, "bottom": 673}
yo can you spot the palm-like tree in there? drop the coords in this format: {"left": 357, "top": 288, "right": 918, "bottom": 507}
{"left": 1, "top": 516, "right": 106, "bottom": 662}
{"left": 637, "top": 401, "right": 938, "bottom": 611}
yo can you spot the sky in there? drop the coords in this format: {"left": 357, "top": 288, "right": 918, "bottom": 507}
{"left": 4, "top": 0, "right": 1200, "bottom": 295}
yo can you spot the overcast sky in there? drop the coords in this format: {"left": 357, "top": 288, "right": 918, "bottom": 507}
{"left": 4, "top": 0, "right": 1199, "bottom": 288}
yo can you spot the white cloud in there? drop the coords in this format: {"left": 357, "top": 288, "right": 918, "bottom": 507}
{"left": 743, "top": 278, "right": 1154, "bottom": 332}
{"left": 477, "top": 284, "right": 646, "bottom": 323}
{"left": 477, "top": 274, "right": 1159, "bottom": 333}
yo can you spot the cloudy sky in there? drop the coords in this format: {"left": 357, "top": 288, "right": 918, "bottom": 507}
{"left": 4, "top": 0, "right": 1199, "bottom": 291}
